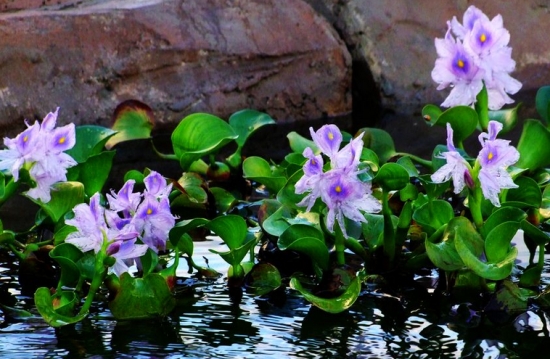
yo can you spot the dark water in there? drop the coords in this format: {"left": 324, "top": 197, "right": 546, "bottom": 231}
{"left": 1, "top": 239, "right": 550, "bottom": 358}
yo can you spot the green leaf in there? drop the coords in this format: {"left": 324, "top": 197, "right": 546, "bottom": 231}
{"left": 359, "top": 127, "right": 397, "bottom": 164}
{"left": 69, "top": 151, "right": 115, "bottom": 197}
{"left": 169, "top": 218, "right": 210, "bottom": 247}
{"left": 521, "top": 219, "right": 550, "bottom": 245}
{"left": 209, "top": 235, "right": 258, "bottom": 269}
{"left": 244, "top": 263, "right": 282, "bottom": 296}
{"left": 209, "top": 187, "right": 237, "bottom": 214}
{"left": 287, "top": 131, "right": 316, "bottom": 155}
{"left": 278, "top": 224, "right": 329, "bottom": 276}
{"left": 488, "top": 104, "right": 521, "bottom": 135}
{"left": 505, "top": 176, "right": 542, "bottom": 208}
{"left": 34, "top": 287, "right": 88, "bottom": 327}
{"left": 289, "top": 276, "right": 361, "bottom": 314}
{"left": 229, "top": 109, "right": 276, "bottom": 149}
{"left": 66, "top": 125, "right": 116, "bottom": 163}
{"left": 516, "top": 119, "right": 550, "bottom": 171}
{"left": 373, "top": 163, "right": 410, "bottom": 192}
{"left": 242, "top": 156, "right": 287, "bottom": 194}
{"left": 171, "top": 113, "right": 238, "bottom": 170}
{"left": 262, "top": 204, "right": 296, "bottom": 237}
{"left": 434, "top": 106, "right": 478, "bottom": 144}
{"left": 417, "top": 174, "right": 450, "bottom": 200}
{"left": 412, "top": 200, "right": 454, "bottom": 235}
{"left": 535, "top": 85, "right": 550, "bottom": 124}
{"left": 484, "top": 222, "right": 520, "bottom": 263}
{"left": 105, "top": 100, "right": 154, "bottom": 149}
{"left": 456, "top": 232, "right": 517, "bottom": 281}
{"left": 475, "top": 83, "right": 489, "bottom": 130}
{"left": 424, "top": 217, "right": 482, "bottom": 272}
{"left": 421, "top": 104, "right": 442, "bottom": 125}
{"left": 480, "top": 206, "right": 527, "bottom": 239}
{"left": 108, "top": 273, "right": 175, "bottom": 320}
{"left": 205, "top": 215, "right": 247, "bottom": 250}
{"left": 29, "top": 181, "right": 85, "bottom": 223}
{"left": 49, "top": 243, "right": 83, "bottom": 288}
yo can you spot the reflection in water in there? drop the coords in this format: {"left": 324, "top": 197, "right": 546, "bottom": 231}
{"left": 1, "top": 240, "right": 550, "bottom": 357}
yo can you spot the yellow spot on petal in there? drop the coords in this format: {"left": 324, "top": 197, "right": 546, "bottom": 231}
{"left": 146, "top": 208, "right": 153, "bottom": 215}
{"left": 310, "top": 159, "right": 316, "bottom": 165}
{"left": 328, "top": 132, "right": 334, "bottom": 140}
{"left": 457, "top": 59, "right": 465, "bottom": 68}
{"left": 335, "top": 185, "right": 342, "bottom": 193}
{"left": 488, "top": 152, "right": 494, "bottom": 160}
{"left": 480, "top": 33, "right": 486, "bottom": 43}
{"left": 23, "top": 135, "right": 28, "bottom": 142}
{"left": 58, "top": 137, "right": 66, "bottom": 144}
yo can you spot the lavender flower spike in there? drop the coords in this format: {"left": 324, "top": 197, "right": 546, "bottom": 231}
{"left": 431, "top": 26, "right": 484, "bottom": 108}
{"left": 477, "top": 121, "right": 519, "bottom": 206}
{"left": 431, "top": 123, "right": 472, "bottom": 193}
{"left": 320, "top": 170, "right": 381, "bottom": 238}
{"left": 310, "top": 124, "right": 342, "bottom": 159}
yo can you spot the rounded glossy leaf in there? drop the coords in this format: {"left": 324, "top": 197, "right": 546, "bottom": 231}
{"left": 436, "top": 106, "right": 478, "bottom": 144}
{"left": 456, "top": 232, "right": 517, "bottom": 281}
{"left": 359, "top": 127, "right": 396, "bottom": 164}
{"left": 480, "top": 206, "right": 527, "bottom": 239}
{"left": 229, "top": 109, "right": 276, "bottom": 148}
{"left": 535, "top": 85, "right": 550, "bottom": 124}
{"left": 210, "top": 187, "right": 237, "bottom": 214}
{"left": 488, "top": 104, "right": 520, "bottom": 135}
{"left": 422, "top": 104, "right": 442, "bottom": 125}
{"left": 516, "top": 119, "right": 550, "bottom": 171}
{"left": 412, "top": 200, "right": 454, "bottom": 234}
{"left": 205, "top": 215, "right": 248, "bottom": 250}
{"left": 49, "top": 243, "right": 83, "bottom": 288}
{"left": 30, "top": 181, "right": 85, "bottom": 223}
{"left": 521, "top": 219, "right": 550, "bottom": 246}
{"left": 374, "top": 163, "right": 409, "bottom": 191}
{"left": 279, "top": 224, "right": 329, "bottom": 273}
{"left": 244, "top": 263, "right": 282, "bottom": 296}
{"left": 34, "top": 287, "right": 88, "bottom": 327}
{"left": 108, "top": 273, "right": 176, "bottom": 320}
{"left": 289, "top": 276, "right": 361, "bottom": 314}
{"left": 171, "top": 113, "right": 238, "bottom": 170}
{"left": 287, "top": 131, "right": 315, "bottom": 155}
{"left": 105, "top": 100, "right": 154, "bottom": 149}
{"left": 66, "top": 125, "right": 116, "bottom": 163}
{"left": 242, "top": 156, "right": 287, "bottom": 194}
{"left": 505, "top": 176, "right": 542, "bottom": 208}
{"left": 485, "top": 221, "right": 520, "bottom": 263}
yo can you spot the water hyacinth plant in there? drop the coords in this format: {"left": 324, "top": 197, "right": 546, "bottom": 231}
{"left": 1, "top": 4, "right": 550, "bottom": 333}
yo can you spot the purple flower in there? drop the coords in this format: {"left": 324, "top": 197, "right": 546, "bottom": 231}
{"left": 477, "top": 121, "right": 519, "bottom": 206}
{"left": 431, "top": 27, "right": 485, "bottom": 108}
{"left": 430, "top": 123, "right": 472, "bottom": 193}
{"left": 433, "top": 6, "right": 521, "bottom": 110}
{"left": 310, "top": 124, "right": 342, "bottom": 159}
{"left": 65, "top": 193, "right": 110, "bottom": 253}
{"left": 107, "top": 179, "right": 141, "bottom": 215}
{"left": 0, "top": 108, "right": 77, "bottom": 202}
{"left": 296, "top": 125, "right": 381, "bottom": 238}
{"left": 133, "top": 195, "right": 176, "bottom": 252}
{"left": 107, "top": 239, "right": 148, "bottom": 277}
{"left": 320, "top": 169, "right": 381, "bottom": 238}
{"left": 144, "top": 171, "right": 172, "bottom": 199}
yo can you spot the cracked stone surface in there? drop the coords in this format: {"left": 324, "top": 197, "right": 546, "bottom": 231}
{"left": 0, "top": 0, "right": 351, "bottom": 136}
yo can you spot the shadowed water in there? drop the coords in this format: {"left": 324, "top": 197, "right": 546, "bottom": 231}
{"left": 1, "top": 239, "right": 550, "bottom": 358}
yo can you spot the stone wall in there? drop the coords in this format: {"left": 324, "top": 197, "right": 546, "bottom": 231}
{"left": 0, "top": 0, "right": 548, "bottom": 144}
{"left": 0, "top": 0, "right": 351, "bottom": 136}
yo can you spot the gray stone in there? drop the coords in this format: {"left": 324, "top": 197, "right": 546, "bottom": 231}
{"left": 0, "top": 0, "right": 352, "bottom": 137}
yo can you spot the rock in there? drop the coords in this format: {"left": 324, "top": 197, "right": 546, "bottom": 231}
{"left": 0, "top": 0, "right": 351, "bottom": 136}
{"left": 305, "top": 0, "right": 549, "bottom": 122}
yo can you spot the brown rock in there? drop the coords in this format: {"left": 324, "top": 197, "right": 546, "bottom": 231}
{"left": 307, "top": 0, "right": 550, "bottom": 119}
{"left": 0, "top": 0, "right": 351, "bottom": 136}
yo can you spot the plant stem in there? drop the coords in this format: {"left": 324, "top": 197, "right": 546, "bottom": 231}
{"left": 0, "top": 178, "right": 21, "bottom": 207}
{"left": 344, "top": 237, "right": 368, "bottom": 261}
{"left": 334, "top": 222, "right": 346, "bottom": 266}
{"left": 382, "top": 189, "right": 395, "bottom": 263}
{"left": 78, "top": 238, "right": 108, "bottom": 317}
